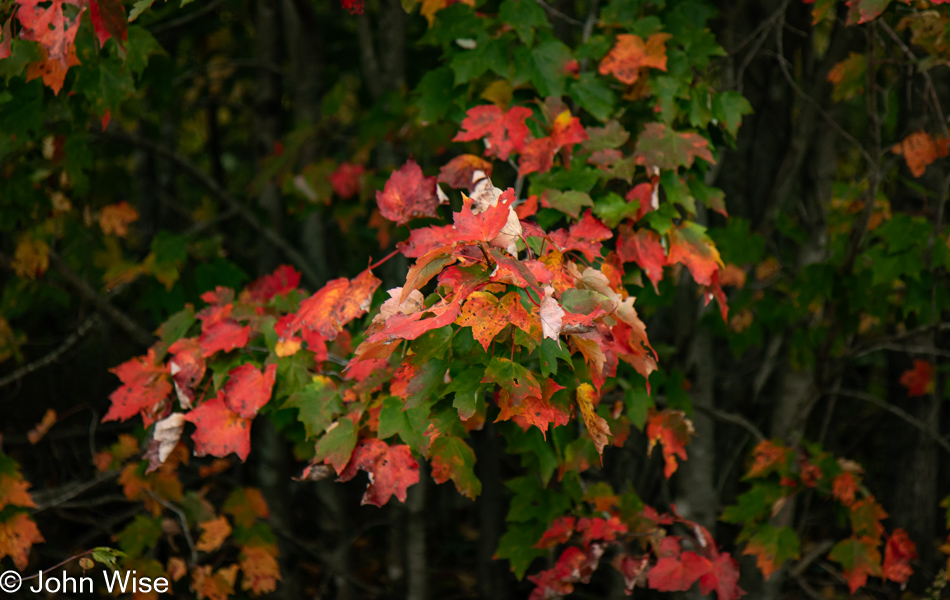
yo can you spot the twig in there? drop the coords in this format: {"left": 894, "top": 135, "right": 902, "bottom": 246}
{"left": 92, "top": 131, "right": 322, "bottom": 287}
{"left": 790, "top": 539, "right": 835, "bottom": 578}
{"left": 879, "top": 21, "right": 949, "bottom": 138}
{"left": 0, "top": 315, "right": 100, "bottom": 389}
{"left": 144, "top": 489, "right": 198, "bottom": 567}
{"left": 839, "top": 22, "right": 882, "bottom": 274}
{"left": 847, "top": 322, "right": 950, "bottom": 359}
{"left": 19, "top": 549, "right": 99, "bottom": 583}
{"left": 694, "top": 405, "right": 766, "bottom": 441}
{"left": 581, "top": 0, "right": 600, "bottom": 44}
{"left": 534, "top": 0, "right": 582, "bottom": 26}
{"left": 771, "top": 11, "right": 876, "bottom": 169}
{"left": 835, "top": 388, "right": 950, "bottom": 455}
{"left": 149, "top": 0, "right": 230, "bottom": 34}
{"left": 48, "top": 250, "right": 156, "bottom": 347}
{"left": 793, "top": 574, "right": 829, "bottom": 600}
{"left": 33, "top": 470, "right": 121, "bottom": 511}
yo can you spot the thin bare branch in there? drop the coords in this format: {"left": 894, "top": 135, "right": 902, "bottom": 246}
{"left": 0, "top": 315, "right": 100, "bottom": 389}
{"left": 48, "top": 250, "right": 156, "bottom": 347}
{"left": 145, "top": 489, "right": 198, "bottom": 567}
{"left": 534, "top": 0, "right": 582, "bottom": 26}
{"left": 879, "top": 20, "right": 949, "bottom": 139}
{"left": 835, "top": 389, "right": 950, "bottom": 455}
{"left": 771, "top": 12, "right": 876, "bottom": 169}
{"left": 33, "top": 470, "right": 121, "bottom": 511}
{"left": 694, "top": 404, "right": 766, "bottom": 441}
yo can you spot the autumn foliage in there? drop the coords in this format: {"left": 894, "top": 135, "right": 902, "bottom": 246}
{"left": 2, "top": 0, "right": 950, "bottom": 597}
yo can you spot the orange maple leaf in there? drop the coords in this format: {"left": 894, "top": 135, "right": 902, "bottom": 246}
{"left": 646, "top": 408, "right": 694, "bottom": 478}
{"left": 99, "top": 201, "right": 139, "bottom": 237}
{"left": 0, "top": 512, "right": 44, "bottom": 570}
{"left": 599, "top": 33, "right": 672, "bottom": 85}
{"left": 0, "top": 474, "right": 36, "bottom": 511}
{"left": 456, "top": 291, "right": 533, "bottom": 351}
{"left": 239, "top": 544, "right": 281, "bottom": 593}
{"left": 25, "top": 43, "right": 80, "bottom": 95}
{"left": 196, "top": 515, "right": 232, "bottom": 553}
{"left": 892, "top": 131, "right": 949, "bottom": 178}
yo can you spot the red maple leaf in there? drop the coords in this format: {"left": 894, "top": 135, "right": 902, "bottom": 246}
{"left": 245, "top": 265, "right": 301, "bottom": 301}
{"left": 376, "top": 159, "right": 439, "bottom": 225}
{"left": 185, "top": 392, "right": 253, "bottom": 461}
{"left": 341, "top": 0, "right": 363, "bottom": 14}
{"left": 397, "top": 224, "right": 458, "bottom": 258}
{"left": 646, "top": 408, "right": 694, "bottom": 478}
{"left": 199, "top": 319, "right": 251, "bottom": 357}
{"left": 510, "top": 379, "right": 570, "bottom": 439}
{"left": 666, "top": 222, "right": 723, "bottom": 287}
{"left": 454, "top": 105, "right": 532, "bottom": 161}
{"left": 549, "top": 210, "right": 613, "bottom": 262}
{"left": 576, "top": 516, "right": 627, "bottom": 546}
{"left": 223, "top": 363, "right": 277, "bottom": 418}
{"left": 617, "top": 225, "right": 665, "bottom": 291}
{"left": 89, "top": 0, "right": 127, "bottom": 48}
{"left": 329, "top": 163, "right": 365, "bottom": 199}
{"left": 551, "top": 110, "right": 588, "bottom": 149}
{"left": 519, "top": 137, "right": 557, "bottom": 177}
{"left": 16, "top": 0, "right": 85, "bottom": 65}
{"left": 899, "top": 359, "right": 934, "bottom": 397}
{"left": 626, "top": 181, "right": 656, "bottom": 220}
{"left": 167, "top": 338, "right": 206, "bottom": 409}
{"left": 647, "top": 551, "right": 708, "bottom": 592}
{"left": 372, "top": 296, "right": 462, "bottom": 342}
{"left": 454, "top": 187, "right": 516, "bottom": 243}
{"left": 882, "top": 528, "right": 917, "bottom": 585}
{"left": 535, "top": 516, "right": 576, "bottom": 549}
{"left": 438, "top": 154, "right": 493, "bottom": 189}
{"left": 613, "top": 553, "right": 650, "bottom": 595}
{"left": 337, "top": 439, "right": 420, "bottom": 506}
{"left": 286, "top": 270, "right": 381, "bottom": 341}
{"left": 104, "top": 348, "right": 172, "bottom": 423}
{"left": 698, "top": 553, "right": 745, "bottom": 600}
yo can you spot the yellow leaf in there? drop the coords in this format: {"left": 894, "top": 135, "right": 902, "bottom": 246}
{"left": 12, "top": 237, "right": 50, "bottom": 279}
{"left": 196, "top": 515, "right": 232, "bottom": 553}
{"left": 576, "top": 384, "right": 611, "bottom": 458}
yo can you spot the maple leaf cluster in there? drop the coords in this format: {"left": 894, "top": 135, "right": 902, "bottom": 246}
{"left": 0, "top": 454, "right": 44, "bottom": 570}
{"left": 97, "top": 98, "right": 735, "bottom": 594}
{"left": 3, "top": 0, "right": 128, "bottom": 94}
{"left": 724, "top": 440, "right": 917, "bottom": 593}
{"left": 528, "top": 488, "right": 743, "bottom": 600}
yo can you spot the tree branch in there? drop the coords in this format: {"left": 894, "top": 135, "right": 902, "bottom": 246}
{"left": 92, "top": 131, "right": 322, "bottom": 288}
{"left": 145, "top": 489, "right": 198, "bottom": 567}
{"left": 0, "top": 315, "right": 100, "bottom": 389}
{"left": 48, "top": 250, "right": 156, "bottom": 347}
{"left": 834, "top": 388, "right": 950, "bottom": 455}
{"left": 534, "top": 0, "right": 582, "bottom": 26}
{"left": 33, "top": 470, "right": 121, "bottom": 511}
{"left": 694, "top": 404, "right": 766, "bottom": 441}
